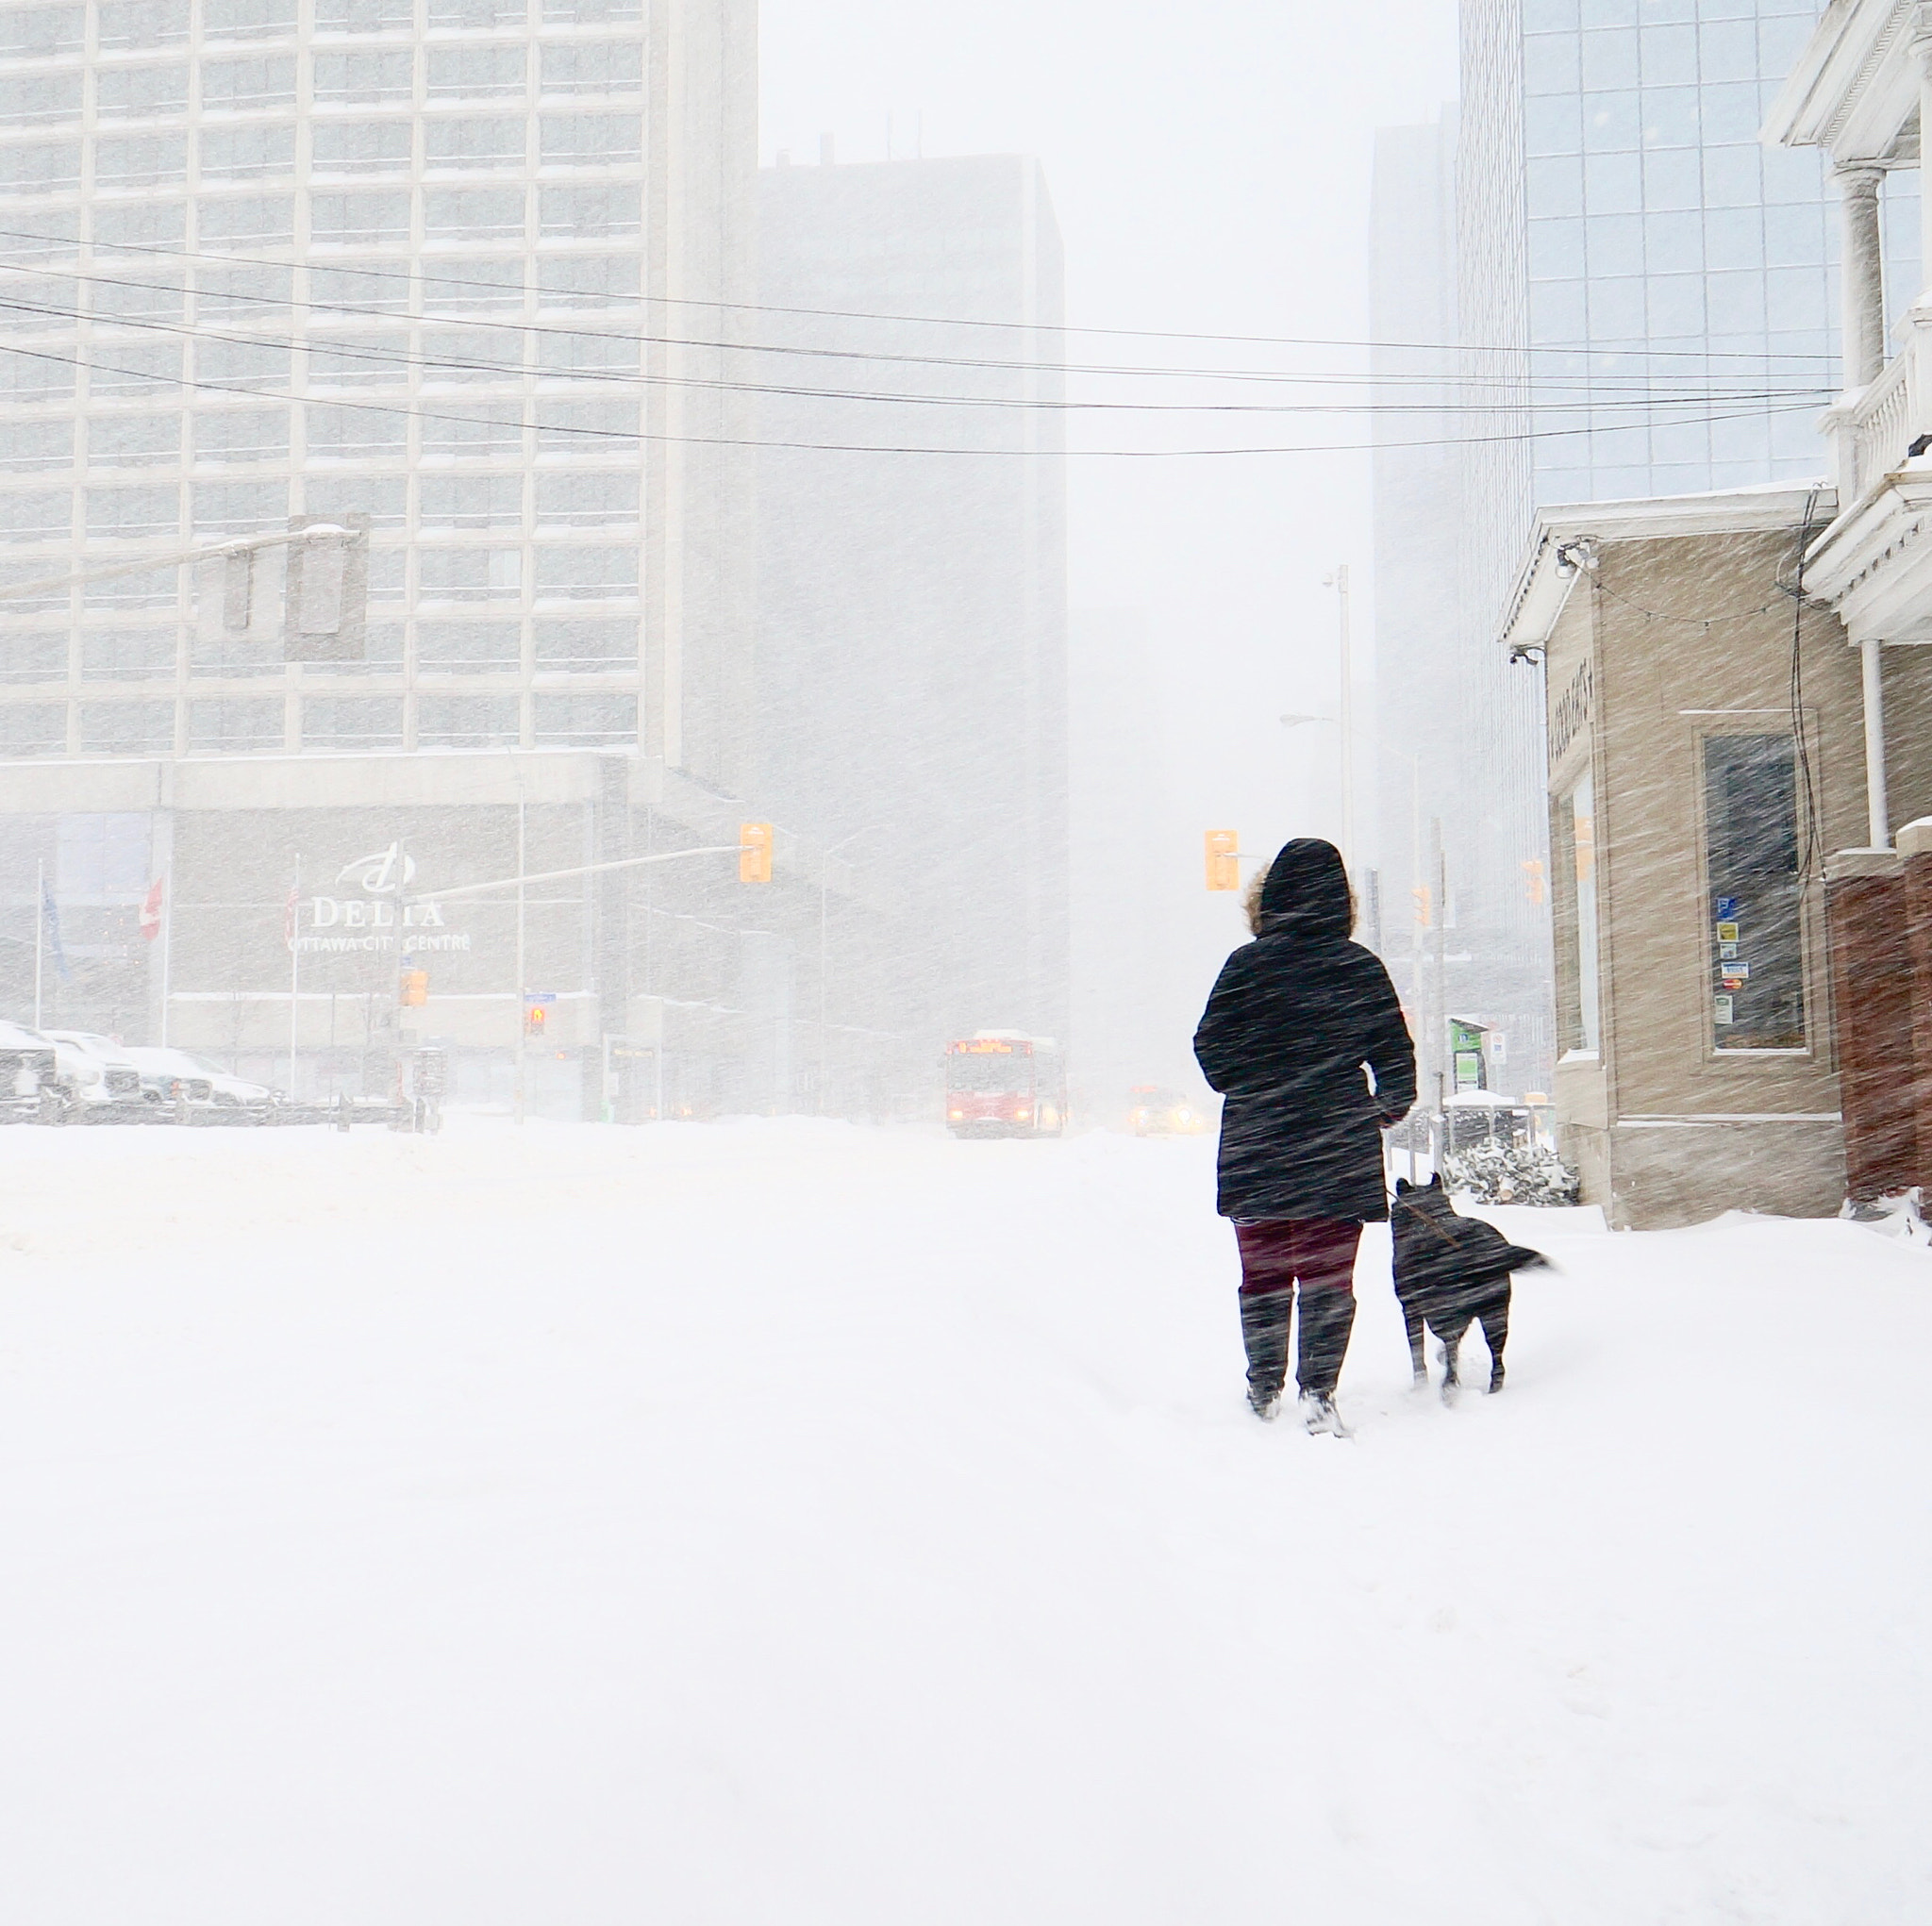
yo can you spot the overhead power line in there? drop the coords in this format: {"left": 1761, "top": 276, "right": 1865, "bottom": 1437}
{"left": 0, "top": 280, "right": 1829, "bottom": 420}
{"left": 0, "top": 223, "right": 1843, "bottom": 383}
{"left": 0, "top": 319, "right": 1833, "bottom": 461}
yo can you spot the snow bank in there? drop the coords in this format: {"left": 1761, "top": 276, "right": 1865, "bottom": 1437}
{"left": 2, "top": 1119, "right": 1927, "bottom": 1922}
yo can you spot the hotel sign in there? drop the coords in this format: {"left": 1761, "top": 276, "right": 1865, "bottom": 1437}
{"left": 293, "top": 841, "right": 473, "bottom": 955}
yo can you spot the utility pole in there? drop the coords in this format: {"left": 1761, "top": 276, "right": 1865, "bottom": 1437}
{"left": 816, "top": 825, "right": 880, "bottom": 1117}
{"left": 1332, "top": 564, "right": 1354, "bottom": 875}
{"left": 1429, "top": 816, "right": 1448, "bottom": 1119}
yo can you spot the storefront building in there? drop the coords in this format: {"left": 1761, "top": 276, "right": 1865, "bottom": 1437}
{"left": 1763, "top": 1, "right": 1932, "bottom": 1207}
{"left": 1501, "top": 482, "right": 1932, "bottom": 1227}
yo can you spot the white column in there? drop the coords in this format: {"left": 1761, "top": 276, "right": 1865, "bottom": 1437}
{"left": 1836, "top": 165, "right": 1887, "bottom": 388}
{"left": 1919, "top": 40, "right": 1932, "bottom": 307}
{"left": 1860, "top": 638, "right": 1891, "bottom": 851}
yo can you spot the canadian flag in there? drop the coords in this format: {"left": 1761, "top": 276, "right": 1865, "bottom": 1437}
{"left": 284, "top": 885, "right": 300, "bottom": 950}
{"left": 139, "top": 878, "right": 164, "bottom": 942}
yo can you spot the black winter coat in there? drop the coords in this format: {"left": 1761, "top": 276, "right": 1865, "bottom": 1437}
{"left": 1192, "top": 838, "right": 1417, "bottom": 1223}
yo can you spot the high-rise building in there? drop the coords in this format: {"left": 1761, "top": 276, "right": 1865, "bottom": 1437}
{"left": 754, "top": 154, "right": 1069, "bottom": 1085}
{"left": 1372, "top": 0, "right": 1849, "bottom": 1103}
{"left": 0, "top": 0, "right": 849, "bottom": 1117}
{"left": 1066, "top": 606, "right": 1193, "bottom": 1123}
{"left": 0, "top": 0, "right": 756, "bottom": 775}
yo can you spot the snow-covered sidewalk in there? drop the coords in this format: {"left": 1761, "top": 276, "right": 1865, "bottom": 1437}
{"left": 2, "top": 1118, "right": 1927, "bottom": 1923}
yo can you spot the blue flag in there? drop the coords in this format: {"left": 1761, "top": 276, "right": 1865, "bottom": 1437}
{"left": 42, "top": 882, "right": 71, "bottom": 983}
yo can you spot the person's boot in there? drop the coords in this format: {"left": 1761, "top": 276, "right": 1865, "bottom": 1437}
{"left": 1298, "top": 1391, "right": 1352, "bottom": 1438}
{"left": 1247, "top": 1381, "right": 1282, "bottom": 1421}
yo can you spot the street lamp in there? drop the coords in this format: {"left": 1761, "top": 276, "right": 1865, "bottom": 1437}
{"left": 1320, "top": 566, "right": 1354, "bottom": 872}
{"left": 818, "top": 825, "right": 881, "bottom": 1116}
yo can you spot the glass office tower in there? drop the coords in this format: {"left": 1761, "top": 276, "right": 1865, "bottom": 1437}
{"left": 1518, "top": 0, "right": 1845, "bottom": 504}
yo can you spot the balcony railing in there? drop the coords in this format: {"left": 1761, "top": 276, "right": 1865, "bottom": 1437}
{"left": 1831, "top": 318, "right": 1932, "bottom": 505}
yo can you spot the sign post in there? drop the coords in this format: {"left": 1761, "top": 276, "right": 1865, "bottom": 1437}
{"left": 514, "top": 788, "right": 526, "bottom": 1126}
{"left": 288, "top": 855, "right": 300, "bottom": 1098}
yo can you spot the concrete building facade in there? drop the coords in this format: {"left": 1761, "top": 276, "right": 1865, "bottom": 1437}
{"left": 0, "top": 0, "right": 865, "bottom": 1117}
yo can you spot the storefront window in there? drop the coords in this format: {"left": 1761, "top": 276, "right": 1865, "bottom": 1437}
{"left": 1571, "top": 776, "right": 1600, "bottom": 1052}
{"left": 1702, "top": 734, "right": 1804, "bottom": 1051}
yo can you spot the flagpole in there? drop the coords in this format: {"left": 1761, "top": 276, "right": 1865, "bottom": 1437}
{"left": 159, "top": 861, "right": 173, "bottom": 1046}
{"left": 288, "top": 855, "right": 300, "bottom": 1097}
{"left": 33, "top": 855, "right": 43, "bottom": 1028}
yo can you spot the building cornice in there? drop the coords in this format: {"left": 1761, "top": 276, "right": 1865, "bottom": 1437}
{"left": 1763, "top": 0, "right": 1925, "bottom": 165}
{"left": 1499, "top": 482, "right": 1836, "bottom": 656}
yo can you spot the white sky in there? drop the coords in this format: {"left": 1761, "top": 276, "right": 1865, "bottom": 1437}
{"left": 760, "top": 0, "right": 1461, "bottom": 899}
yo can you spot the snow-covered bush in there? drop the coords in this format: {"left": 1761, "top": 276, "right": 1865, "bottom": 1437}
{"left": 1442, "top": 1139, "right": 1580, "bottom": 1208}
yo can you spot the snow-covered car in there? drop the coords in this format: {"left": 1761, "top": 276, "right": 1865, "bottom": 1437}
{"left": 122, "top": 1046, "right": 278, "bottom": 1120}
{"left": 0, "top": 1018, "right": 58, "bottom": 1121}
{"left": 42, "top": 1030, "right": 163, "bottom": 1121}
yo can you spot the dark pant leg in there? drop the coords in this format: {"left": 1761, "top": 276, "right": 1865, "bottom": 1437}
{"left": 1237, "top": 1287, "right": 1294, "bottom": 1399}
{"left": 1234, "top": 1222, "right": 1300, "bottom": 1398}
{"left": 1288, "top": 1219, "right": 1361, "bottom": 1399}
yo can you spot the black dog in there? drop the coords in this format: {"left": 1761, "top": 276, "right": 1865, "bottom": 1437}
{"left": 1390, "top": 1175, "right": 1550, "bottom": 1396}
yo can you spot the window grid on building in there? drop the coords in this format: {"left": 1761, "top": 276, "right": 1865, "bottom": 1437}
{"left": 0, "top": 0, "right": 650, "bottom": 755}
{"left": 1519, "top": 0, "right": 1840, "bottom": 505}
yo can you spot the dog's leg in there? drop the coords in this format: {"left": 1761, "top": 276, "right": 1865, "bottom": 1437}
{"left": 1481, "top": 1295, "right": 1510, "bottom": 1394}
{"left": 1437, "top": 1320, "right": 1460, "bottom": 1401}
{"left": 1403, "top": 1303, "right": 1427, "bottom": 1384}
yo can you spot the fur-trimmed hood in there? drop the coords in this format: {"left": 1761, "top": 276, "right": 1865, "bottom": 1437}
{"left": 1249, "top": 838, "right": 1353, "bottom": 943}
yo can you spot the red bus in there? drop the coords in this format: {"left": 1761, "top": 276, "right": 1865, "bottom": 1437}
{"left": 943, "top": 1033, "right": 1067, "bottom": 1138}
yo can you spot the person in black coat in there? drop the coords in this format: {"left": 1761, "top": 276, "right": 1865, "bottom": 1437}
{"left": 1192, "top": 838, "right": 1416, "bottom": 1430}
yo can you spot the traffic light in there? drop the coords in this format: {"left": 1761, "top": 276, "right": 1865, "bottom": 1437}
{"left": 524, "top": 1003, "right": 547, "bottom": 1038}
{"left": 740, "top": 821, "right": 773, "bottom": 883}
{"left": 284, "top": 513, "right": 371, "bottom": 664}
{"left": 399, "top": 968, "right": 428, "bottom": 1008}
{"left": 1205, "top": 829, "right": 1240, "bottom": 891}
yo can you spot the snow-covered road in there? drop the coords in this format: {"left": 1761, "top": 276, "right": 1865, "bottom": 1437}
{"left": 2, "top": 1118, "right": 1927, "bottom": 1923}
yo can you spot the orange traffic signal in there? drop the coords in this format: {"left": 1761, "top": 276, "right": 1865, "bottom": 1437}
{"left": 740, "top": 822, "right": 773, "bottom": 883}
{"left": 524, "top": 1003, "right": 547, "bottom": 1038}
{"left": 400, "top": 968, "right": 428, "bottom": 1007}
{"left": 1205, "top": 829, "right": 1240, "bottom": 891}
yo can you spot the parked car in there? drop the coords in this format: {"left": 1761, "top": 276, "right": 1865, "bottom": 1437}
{"left": 0, "top": 1019, "right": 58, "bottom": 1121}
{"left": 122, "top": 1046, "right": 278, "bottom": 1119}
{"left": 42, "top": 1030, "right": 163, "bottom": 1121}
